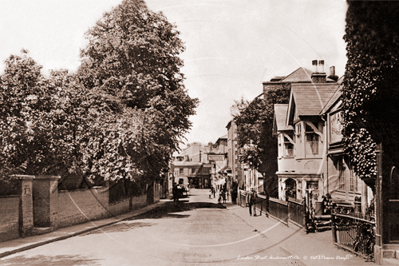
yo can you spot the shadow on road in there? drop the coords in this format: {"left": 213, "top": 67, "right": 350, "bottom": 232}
{"left": 0, "top": 254, "right": 101, "bottom": 266}
{"left": 130, "top": 201, "right": 226, "bottom": 220}
{"left": 82, "top": 200, "right": 227, "bottom": 235}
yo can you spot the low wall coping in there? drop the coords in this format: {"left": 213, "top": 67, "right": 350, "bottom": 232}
{"left": 33, "top": 175, "right": 61, "bottom": 181}
{"left": 0, "top": 194, "right": 20, "bottom": 199}
{"left": 12, "top": 174, "right": 61, "bottom": 180}
{"left": 11, "top": 175, "right": 35, "bottom": 180}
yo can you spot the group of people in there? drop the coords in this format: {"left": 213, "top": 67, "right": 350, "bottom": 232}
{"left": 209, "top": 185, "right": 227, "bottom": 203}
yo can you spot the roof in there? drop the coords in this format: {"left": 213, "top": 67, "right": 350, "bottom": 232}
{"left": 320, "top": 85, "right": 342, "bottom": 114}
{"left": 215, "top": 135, "right": 227, "bottom": 143}
{"left": 270, "top": 76, "right": 286, "bottom": 82}
{"left": 281, "top": 67, "right": 313, "bottom": 83}
{"left": 274, "top": 104, "right": 293, "bottom": 131}
{"left": 290, "top": 83, "right": 339, "bottom": 116}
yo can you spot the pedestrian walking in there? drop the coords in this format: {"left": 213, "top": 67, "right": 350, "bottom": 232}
{"left": 212, "top": 186, "right": 216, "bottom": 198}
{"left": 172, "top": 183, "right": 179, "bottom": 203}
{"left": 222, "top": 188, "right": 226, "bottom": 203}
{"left": 218, "top": 188, "right": 224, "bottom": 203}
{"left": 248, "top": 189, "right": 257, "bottom": 216}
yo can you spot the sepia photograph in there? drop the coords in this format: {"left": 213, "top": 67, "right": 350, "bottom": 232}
{"left": 0, "top": 0, "right": 397, "bottom": 265}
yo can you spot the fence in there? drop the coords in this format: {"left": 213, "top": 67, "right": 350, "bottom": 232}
{"left": 269, "top": 197, "right": 289, "bottom": 225}
{"left": 288, "top": 199, "right": 306, "bottom": 227}
{"left": 332, "top": 213, "right": 375, "bottom": 260}
{"left": 238, "top": 190, "right": 304, "bottom": 227}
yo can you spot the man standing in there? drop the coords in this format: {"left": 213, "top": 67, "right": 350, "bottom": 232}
{"left": 172, "top": 183, "right": 179, "bottom": 202}
{"left": 248, "top": 189, "right": 257, "bottom": 216}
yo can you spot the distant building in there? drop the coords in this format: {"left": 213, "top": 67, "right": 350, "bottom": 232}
{"left": 170, "top": 137, "right": 228, "bottom": 189}
{"left": 226, "top": 120, "right": 243, "bottom": 190}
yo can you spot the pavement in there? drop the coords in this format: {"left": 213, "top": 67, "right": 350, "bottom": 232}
{"left": 0, "top": 190, "right": 383, "bottom": 265}
{"left": 0, "top": 199, "right": 167, "bottom": 259}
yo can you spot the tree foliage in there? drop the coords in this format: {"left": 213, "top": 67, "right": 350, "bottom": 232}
{"left": 342, "top": 1, "right": 399, "bottom": 191}
{"left": 0, "top": 0, "right": 198, "bottom": 186}
{"left": 77, "top": 0, "right": 198, "bottom": 183}
{"left": 233, "top": 84, "right": 290, "bottom": 196}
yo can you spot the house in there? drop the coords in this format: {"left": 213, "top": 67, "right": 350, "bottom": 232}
{"left": 203, "top": 136, "right": 228, "bottom": 190}
{"left": 171, "top": 137, "right": 228, "bottom": 190}
{"left": 320, "top": 79, "right": 372, "bottom": 214}
{"left": 226, "top": 120, "right": 244, "bottom": 190}
{"left": 272, "top": 61, "right": 339, "bottom": 202}
{"left": 171, "top": 143, "right": 210, "bottom": 188}
{"left": 273, "top": 61, "right": 372, "bottom": 215}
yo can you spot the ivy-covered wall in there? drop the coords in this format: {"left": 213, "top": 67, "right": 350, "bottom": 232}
{"left": 342, "top": 1, "right": 399, "bottom": 192}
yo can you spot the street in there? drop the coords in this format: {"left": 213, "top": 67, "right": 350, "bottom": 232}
{"left": 0, "top": 189, "right": 373, "bottom": 266}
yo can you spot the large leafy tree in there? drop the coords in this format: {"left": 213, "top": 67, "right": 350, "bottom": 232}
{"left": 342, "top": 1, "right": 399, "bottom": 192}
{"left": 0, "top": 50, "right": 57, "bottom": 178}
{"left": 78, "top": 0, "right": 198, "bottom": 182}
{"left": 233, "top": 85, "right": 290, "bottom": 197}
{"left": 0, "top": 0, "right": 197, "bottom": 187}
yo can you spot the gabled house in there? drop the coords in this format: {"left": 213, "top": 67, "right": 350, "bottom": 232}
{"left": 282, "top": 82, "right": 339, "bottom": 201}
{"left": 272, "top": 61, "right": 339, "bottom": 201}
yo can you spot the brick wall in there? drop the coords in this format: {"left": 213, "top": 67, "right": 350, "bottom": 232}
{"left": 56, "top": 187, "right": 110, "bottom": 228}
{"left": 130, "top": 194, "right": 147, "bottom": 210}
{"left": 154, "top": 183, "right": 161, "bottom": 202}
{"left": 56, "top": 189, "right": 151, "bottom": 228}
{"left": 0, "top": 196, "right": 20, "bottom": 242}
{"left": 0, "top": 177, "right": 158, "bottom": 242}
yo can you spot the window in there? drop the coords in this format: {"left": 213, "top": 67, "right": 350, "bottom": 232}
{"left": 179, "top": 168, "right": 184, "bottom": 175}
{"left": 285, "top": 143, "right": 293, "bottom": 156}
{"left": 338, "top": 158, "right": 346, "bottom": 190}
{"left": 284, "top": 140, "right": 293, "bottom": 157}
{"left": 350, "top": 172, "right": 354, "bottom": 192}
{"left": 307, "top": 181, "right": 318, "bottom": 190}
{"left": 305, "top": 123, "right": 319, "bottom": 156}
{"left": 297, "top": 123, "right": 302, "bottom": 143}
{"left": 307, "top": 134, "right": 319, "bottom": 155}
{"left": 296, "top": 123, "right": 301, "bottom": 136}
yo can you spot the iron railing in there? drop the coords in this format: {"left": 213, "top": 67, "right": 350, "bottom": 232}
{"left": 332, "top": 213, "right": 375, "bottom": 261}
{"left": 288, "top": 199, "right": 306, "bottom": 227}
{"left": 269, "top": 197, "right": 289, "bottom": 225}
{"left": 237, "top": 190, "right": 304, "bottom": 227}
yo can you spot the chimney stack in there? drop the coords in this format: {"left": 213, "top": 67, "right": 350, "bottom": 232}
{"left": 311, "top": 59, "right": 326, "bottom": 83}
{"left": 328, "top": 66, "right": 339, "bottom": 81}
{"left": 312, "top": 60, "right": 318, "bottom": 73}
{"left": 330, "top": 66, "right": 335, "bottom": 76}
{"left": 318, "top": 60, "right": 324, "bottom": 73}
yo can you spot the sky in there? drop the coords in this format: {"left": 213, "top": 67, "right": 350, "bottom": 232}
{"left": 0, "top": 0, "right": 348, "bottom": 146}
